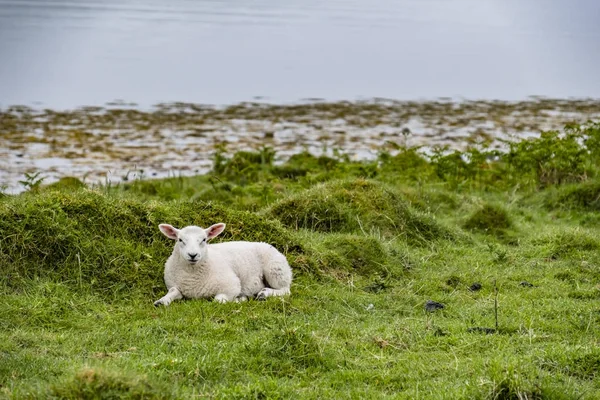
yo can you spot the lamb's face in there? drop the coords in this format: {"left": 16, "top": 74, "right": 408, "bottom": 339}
{"left": 176, "top": 226, "right": 208, "bottom": 264}
{"left": 159, "top": 223, "right": 226, "bottom": 265}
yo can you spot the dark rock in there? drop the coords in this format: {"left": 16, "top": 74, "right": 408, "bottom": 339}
{"left": 425, "top": 300, "right": 445, "bottom": 312}
{"left": 519, "top": 281, "right": 534, "bottom": 287}
{"left": 468, "top": 282, "right": 482, "bottom": 292}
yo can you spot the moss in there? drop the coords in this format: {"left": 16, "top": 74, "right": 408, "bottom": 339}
{"left": 267, "top": 178, "right": 455, "bottom": 245}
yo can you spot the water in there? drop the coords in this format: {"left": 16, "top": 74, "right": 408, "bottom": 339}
{"left": 1, "top": 0, "right": 599, "bottom": 109}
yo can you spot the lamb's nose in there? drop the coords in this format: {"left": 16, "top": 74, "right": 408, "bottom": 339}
{"left": 188, "top": 253, "right": 198, "bottom": 259}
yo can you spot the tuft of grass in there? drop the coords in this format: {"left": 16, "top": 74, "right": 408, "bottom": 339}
{"left": 463, "top": 203, "right": 514, "bottom": 238}
{"left": 244, "top": 326, "right": 335, "bottom": 377}
{"left": 213, "top": 146, "right": 276, "bottom": 184}
{"left": 46, "top": 368, "right": 174, "bottom": 400}
{"left": 317, "top": 234, "right": 392, "bottom": 277}
{"left": 543, "top": 180, "right": 600, "bottom": 212}
{"left": 542, "top": 349, "right": 600, "bottom": 381}
{"left": 535, "top": 228, "right": 600, "bottom": 260}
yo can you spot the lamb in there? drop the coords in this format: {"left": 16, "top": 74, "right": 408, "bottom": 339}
{"left": 153, "top": 222, "right": 293, "bottom": 306}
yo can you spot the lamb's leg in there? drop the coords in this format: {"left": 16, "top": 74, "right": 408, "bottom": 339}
{"left": 214, "top": 294, "right": 234, "bottom": 303}
{"left": 258, "top": 255, "right": 292, "bottom": 300}
{"left": 154, "top": 287, "right": 183, "bottom": 307}
{"left": 256, "top": 287, "right": 290, "bottom": 300}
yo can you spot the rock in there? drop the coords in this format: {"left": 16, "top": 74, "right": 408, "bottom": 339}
{"left": 468, "top": 282, "right": 482, "bottom": 292}
{"left": 425, "top": 300, "right": 445, "bottom": 312}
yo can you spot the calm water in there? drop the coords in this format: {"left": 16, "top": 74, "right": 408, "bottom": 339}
{"left": 1, "top": 0, "right": 599, "bottom": 108}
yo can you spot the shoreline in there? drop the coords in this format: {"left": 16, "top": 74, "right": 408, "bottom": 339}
{"left": 2, "top": 98, "right": 600, "bottom": 194}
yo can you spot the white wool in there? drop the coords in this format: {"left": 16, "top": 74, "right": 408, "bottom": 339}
{"left": 154, "top": 223, "right": 292, "bottom": 306}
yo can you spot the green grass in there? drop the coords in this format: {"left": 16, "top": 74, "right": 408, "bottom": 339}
{"left": 2, "top": 122, "right": 600, "bottom": 399}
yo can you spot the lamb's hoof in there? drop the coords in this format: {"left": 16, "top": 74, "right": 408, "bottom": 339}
{"left": 235, "top": 296, "right": 248, "bottom": 303}
{"left": 256, "top": 288, "right": 272, "bottom": 301}
{"left": 154, "top": 299, "right": 168, "bottom": 307}
{"left": 214, "top": 294, "right": 229, "bottom": 303}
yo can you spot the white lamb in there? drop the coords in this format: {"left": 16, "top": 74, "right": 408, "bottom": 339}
{"left": 153, "top": 222, "right": 293, "bottom": 306}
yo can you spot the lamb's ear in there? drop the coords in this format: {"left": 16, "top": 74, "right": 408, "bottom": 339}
{"left": 205, "top": 223, "right": 226, "bottom": 240}
{"left": 159, "top": 224, "right": 179, "bottom": 240}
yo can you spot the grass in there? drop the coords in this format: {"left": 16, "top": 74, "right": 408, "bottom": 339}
{"left": 1, "top": 121, "right": 600, "bottom": 398}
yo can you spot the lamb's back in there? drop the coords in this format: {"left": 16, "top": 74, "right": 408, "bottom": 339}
{"left": 209, "top": 241, "right": 281, "bottom": 296}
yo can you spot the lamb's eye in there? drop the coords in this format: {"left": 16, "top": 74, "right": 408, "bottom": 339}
{"left": 178, "top": 239, "right": 183, "bottom": 243}
{"left": 202, "top": 238, "right": 207, "bottom": 243}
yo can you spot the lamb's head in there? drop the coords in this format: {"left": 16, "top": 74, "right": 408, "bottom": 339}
{"left": 159, "top": 223, "right": 226, "bottom": 265}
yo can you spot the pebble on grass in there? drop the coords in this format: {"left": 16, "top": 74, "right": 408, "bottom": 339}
{"left": 425, "top": 300, "right": 445, "bottom": 312}
{"left": 468, "top": 282, "right": 482, "bottom": 292}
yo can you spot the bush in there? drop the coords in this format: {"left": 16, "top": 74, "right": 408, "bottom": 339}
{"left": 505, "top": 128, "right": 588, "bottom": 187}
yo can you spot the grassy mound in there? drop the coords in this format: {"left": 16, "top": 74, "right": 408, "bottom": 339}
{"left": 316, "top": 234, "right": 393, "bottom": 277}
{"left": 267, "top": 178, "right": 455, "bottom": 245}
{"left": 543, "top": 180, "right": 600, "bottom": 212}
{"left": 47, "top": 368, "right": 173, "bottom": 400}
{"left": 534, "top": 228, "right": 600, "bottom": 260}
{"left": 43, "top": 177, "right": 87, "bottom": 192}
{"left": 0, "top": 189, "right": 311, "bottom": 294}
{"left": 463, "top": 203, "right": 514, "bottom": 238}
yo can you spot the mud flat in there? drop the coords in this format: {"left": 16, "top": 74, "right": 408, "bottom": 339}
{"left": 2, "top": 98, "right": 600, "bottom": 193}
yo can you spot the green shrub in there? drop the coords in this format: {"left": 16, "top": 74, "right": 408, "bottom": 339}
{"left": 505, "top": 128, "right": 588, "bottom": 187}
{"left": 212, "top": 146, "right": 275, "bottom": 184}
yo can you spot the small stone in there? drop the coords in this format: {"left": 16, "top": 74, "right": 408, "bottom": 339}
{"left": 520, "top": 281, "right": 534, "bottom": 287}
{"left": 425, "top": 300, "right": 445, "bottom": 312}
{"left": 468, "top": 282, "right": 482, "bottom": 292}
